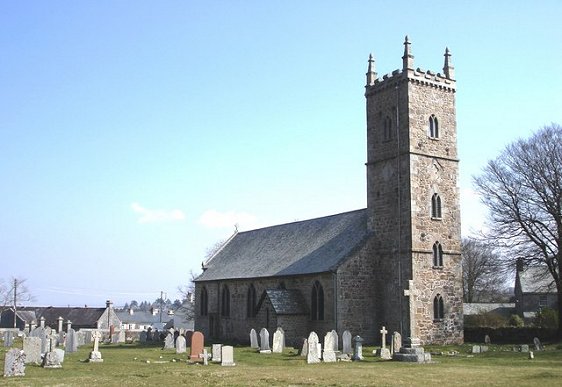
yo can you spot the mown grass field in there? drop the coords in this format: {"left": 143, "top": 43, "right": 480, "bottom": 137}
{"left": 2, "top": 341, "right": 562, "bottom": 386}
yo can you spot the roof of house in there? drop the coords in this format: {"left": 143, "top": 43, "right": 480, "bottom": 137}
{"left": 39, "top": 307, "right": 107, "bottom": 327}
{"left": 463, "top": 303, "right": 515, "bottom": 316}
{"left": 115, "top": 310, "right": 164, "bottom": 325}
{"left": 196, "top": 209, "right": 370, "bottom": 282}
{"left": 265, "top": 289, "right": 308, "bottom": 315}
{"left": 518, "top": 266, "right": 557, "bottom": 294}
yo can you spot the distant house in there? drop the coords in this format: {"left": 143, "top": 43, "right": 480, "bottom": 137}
{"left": 463, "top": 303, "right": 515, "bottom": 319}
{"left": 164, "top": 301, "right": 195, "bottom": 331}
{"left": 515, "top": 263, "right": 558, "bottom": 321}
{"left": 115, "top": 308, "right": 164, "bottom": 330}
{"left": 0, "top": 300, "right": 121, "bottom": 330}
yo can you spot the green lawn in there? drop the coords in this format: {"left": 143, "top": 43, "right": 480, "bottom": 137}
{"left": 2, "top": 341, "right": 562, "bottom": 386}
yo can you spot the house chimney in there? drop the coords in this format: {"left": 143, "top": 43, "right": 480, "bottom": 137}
{"left": 106, "top": 300, "right": 113, "bottom": 309}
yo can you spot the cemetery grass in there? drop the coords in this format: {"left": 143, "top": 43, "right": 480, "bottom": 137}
{"left": 3, "top": 341, "right": 562, "bottom": 386}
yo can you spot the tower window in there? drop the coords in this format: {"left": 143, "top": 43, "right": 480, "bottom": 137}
{"left": 384, "top": 116, "right": 392, "bottom": 140}
{"left": 200, "top": 286, "right": 208, "bottom": 316}
{"left": 431, "top": 193, "right": 442, "bottom": 219}
{"left": 429, "top": 115, "right": 439, "bottom": 139}
{"left": 311, "top": 281, "right": 324, "bottom": 321}
{"left": 433, "top": 294, "right": 444, "bottom": 320}
{"left": 246, "top": 284, "right": 257, "bottom": 318}
{"left": 221, "top": 285, "right": 230, "bottom": 317}
{"left": 433, "top": 242, "right": 443, "bottom": 267}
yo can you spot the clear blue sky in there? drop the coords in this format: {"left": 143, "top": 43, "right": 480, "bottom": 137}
{"left": 1, "top": 1, "right": 561, "bottom": 307}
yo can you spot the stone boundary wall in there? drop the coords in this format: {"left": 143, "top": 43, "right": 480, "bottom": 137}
{"left": 464, "top": 327, "right": 558, "bottom": 344}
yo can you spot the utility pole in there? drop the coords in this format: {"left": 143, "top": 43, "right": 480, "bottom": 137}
{"left": 159, "top": 291, "right": 165, "bottom": 323}
{"left": 13, "top": 278, "right": 17, "bottom": 328}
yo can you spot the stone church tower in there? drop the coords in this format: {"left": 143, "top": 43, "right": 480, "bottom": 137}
{"left": 365, "top": 37, "right": 463, "bottom": 344}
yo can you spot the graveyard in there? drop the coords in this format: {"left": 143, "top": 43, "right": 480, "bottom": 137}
{"left": 2, "top": 332, "right": 562, "bottom": 386}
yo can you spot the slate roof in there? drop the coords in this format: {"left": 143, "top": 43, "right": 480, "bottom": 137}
{"left": 265, "top": 289, "right": 308, "bottom": 315}
{"left": 196, "top": 209, "right": 370, "bottom": 282}
{"left": 463, "top": 303, "right": 515, "bottom": 317}
{"left": 115, "top": 310, "right": 163, "bottom": 325}
{"left": 38, "top": 307, "right": 107, "bottom": 328}
{"left": 518, "top": 266, "right": 556, "bottom": 294}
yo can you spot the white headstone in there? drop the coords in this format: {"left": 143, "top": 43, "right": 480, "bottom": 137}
{"left": 249, "top": 329, "right": 258, "bottom": 349}
{"left": 23, "top": 337, "right": 42, "bottom": 364}
{"left": 272, "top": 327, "right": 285, "bottom": 353}
{"left": 391, "top": 331, "right": 402, "bottom": 355}
{"left": 42, "top": 351, "right": 62, "bottom": 368}
{"left": 176, "top": 336, "right": 187, "bottom": 354}
{"left": 300, "top": 338, "right": 308, "bottom": 357}
{"left": 306, "top": 332, "right": 320, "bottom": 364}
{"left": 342, "top": 330, "right": 352, "bottom": 355}
{"left": 212, "top": 344, "right": 222, "bottom": 362}
{"left": 221, "top": 345, "right": 236, "bottom": 366}
{"left": 323, "top": 331, "right": 338, "bottom": 362}
{"left": 54, "top": 348, "right": 65, "bottom": 363}
{"left": 259, "top": 328, "right": 271, "bottom": 353}
{"left": 3, "top": 348, "right": 26, "bottom": 377}
{"left": 163, "top": 333, "right": 174, "bottom": 349}
{"left": 65, "top": 329, "right": 78, "bottom": 353}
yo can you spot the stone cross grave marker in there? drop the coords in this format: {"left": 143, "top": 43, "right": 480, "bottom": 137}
{"left": 259, "top": 328, "right": 271, "bottom": 353}
{"left": 221, "top": 345, "right": 236, "bottom": 366}
{"left": 249, "top": 328, "right": 258, "bottom": 349}
{"left": 88, "top": 330, "right": 103, "bottom": 363}
{"left": 190, "top": 331, "right": 204, "bottom": 362}
{"left": 380, "top": 326, "right": 388, "bottom": 349}
{"left": 175, "top": 335, "right": 187, "bottom": 354}
{"left": 3, "top": 348, "right": 26, "bottom": 377}
{"left": 342, "top": 330, "right": 352, "bottom": 355}
{"left": 272, "top": 327, "right": 285, "bottom": 353}
{"left": 306, "top": 332, "right": 320, "bottom": 364}
{"left": 403, "top": 280, "right": 419, "bottom": 342}
{"left": 23, "top": 337, "right": 42, "bottom": 364}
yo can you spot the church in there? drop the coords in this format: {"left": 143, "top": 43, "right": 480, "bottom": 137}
{"left": 194, "top": 37, "right": 464, "bottom": 346}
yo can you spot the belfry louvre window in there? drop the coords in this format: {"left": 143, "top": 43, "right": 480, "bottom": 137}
{"left": 221, "top": 285, "right": 230, "bottom": 317}
{"left": 247, "top": 284, "right": 257, "bottom": 317}
{"left": 433, "top": 294, "right": 444, "bottom": 320}
{"left": 433, "top": 242, "right": 443, "bottom": 267}
{"left": 429, "top": 114, "right": 439, "bottom": 138}
{"left": 431, "top": 193, "right": 442, "bottom": 219}
{"left": 311, "top": 281, "right": 324, "bottom": 321}
{"left": 200, "top": 286, "right": 208, "bottom": 316}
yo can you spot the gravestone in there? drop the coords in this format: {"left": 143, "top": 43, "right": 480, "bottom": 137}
{"left": 533, "top": 337, "right": 544, "bottom": 351}
{"left": 84, "top": 330, "right": 92, "bottom": 345}
{"left": 42, "top": 351, "right": 62, "bottom": 369}
{"left": 163, "top": 333, "right": 174, "bottom": 349}
{"left": 323, "top": 331, "right": 338, "bottom": 362}
{"left": 352, "top": 335, "right": 364, "bottom": 361}
{"left": 392, "top": 337, "right": 431, "bottom": 363}
{"left": 185, "top": 330, "right": 193, "bottom": 349}
{"left": 300, "top": 338, "right": 308, "bottom": 357}
{"left": 176, "top": 335, "right": 187, "bottom": 354}
{"left": 520, "top": 344, "right": 529, "bottom": 353}
{"left": 65, "top": 329, "right": 78, "bottom": 353}
{"left": 3, "top": 331, "right": 13, "bottom": 347}
{"left": 391, "top": 331, "right": 402, "bottom": 355}
{"left": 146, "top": 329, "right": 153, "bottom": 341}
{"left": 375, "top": 326, "right": 391, "bottom": 359}
{"left": 31, "top": 326, "right": 49, "bottom": 353}
{"left": 49, "top": 334, "right": 58, "bottom": 351}
{"left": 272, "top": 327, "right": 285, "bottom": 353}
{"left": 472, "top": 345, "right": 481, "bottom": 354}
{"left": 3, "top": 348, "right": 26, "bottom": 377}
{"left": 259, "top": 328, "right": 271, "bottom": 353}
{"left": 23, "top": 337, "right": 42, "bottom": 364}
{"left": 221, "top": 345, "right": 236, "bottom": 366}
{"left": 118, "top": 330, "right": 126, "bottom": 343}
{"left": 88, "top": 331, "right": 103, "bottom": 363}
{"left": 306, "top": 332, "right": 320, "bottom": 364}
{"left": 202, "top": 348, "right": 209, "bottom": 366}
{"left": 190, "top": 331, "right": 204, "bottom": 362}
{"left": 342, "top": 330, "right": 352, "bottom": 355}
{"left": 484, "top": 334, "right": 491, "bottom": 345}
{"left": 140, "top": 331, "right": 147, "bottom": 343}
{"left": 528, "top": 351, "right": 534, "bottom": 359}
{"left": 250, "top": 329, "right": 259, "bottom": 349}
{"left": 54, "top": 348, "right": 65, "bottom": 363}
{"left": 212, "top": 344, "right": 222, "bottom": 362}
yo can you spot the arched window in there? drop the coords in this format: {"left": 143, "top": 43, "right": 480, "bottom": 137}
{"left": 200, "top": 286, "right": 208, "bottom": 316}
{"left": 384, "top": 116, "right": 392, "bottom": 140}
{"left": 433, "top": 242, "right": 443, "bottom": 267}
{"left": 221, "top": 285, "right": 230, "bottom": 317}
{"left": 429, "top": 115, "right": 439, "bottom": 138}
{"left": 433, "top": 294, "right": 444, "bottom": 320}
{"left": 246, "top": 284, "right": 257, "bottom": 318}
{"left": 311, "top": 281, "right": 324, "bottom": 321}
{"left": 431, "top": 193, "right": 442, "bottom": 218}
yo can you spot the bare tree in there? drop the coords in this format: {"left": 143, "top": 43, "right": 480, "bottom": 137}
{"left": 176, "top": 270, "right": 198, "bottom": 321}
{"left": 0, "top": 277, "right": 35, "bottom": 328}
{"left": 474, "top": 123, "right": 562, "bottom": 333}
{"left": 462, "top": 237, "right": 508, "bottom": 303}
